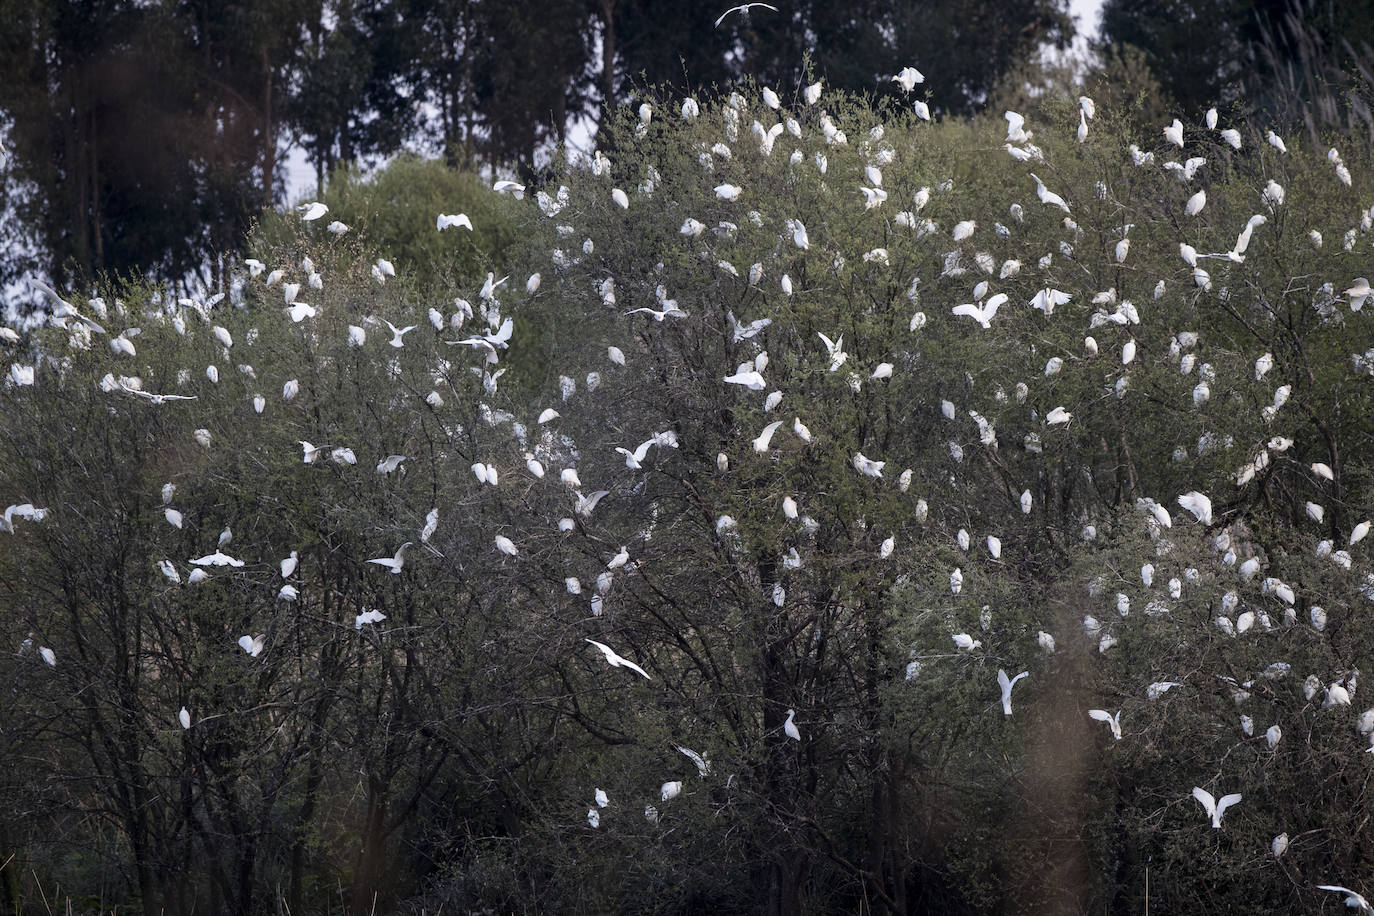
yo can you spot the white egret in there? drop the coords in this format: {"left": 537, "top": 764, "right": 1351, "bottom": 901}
{"left": 1316, "top": 886, "right": 1372, "bottom": 912}
{"left": 299, "top": 202, "right": 328, "bottom": 221}
{"left": 494, "top": 534, "right": 519, "bottom": 557}
{"left": 367, "top": 542, "right": 411, "bottom": 574}
{"left": 1177, "top": 491, "right": 1213, "bottom": 525}
{"left": 585, "top": 638, "right": 651, "bottom": 679}
{"left": 1088, "top": 709, "right": 1122, "bottom": 740}
{"left": 1163, "top": 119, "right": 1183, "bottom": 147}
{"left": 783, "top": 708, "right": 801, "bottom": 741}
{"left": 179, "top": 707, "right": 192, "bottom": 729}
{"left": 190, "top": 551, "right": 244, "bottom": 568}
{"left": 952, "top": 632, "right": 980, "bottom": 651}
{"left": 852, "top": 453, "right": 884, "bottom": 477}
{"left": 436, "top": 213, "right": 472, "bottom": 231}
{"left": 997, "top": 669, "right": 1028, "bottom": 715}
{"left": 752, "top": 420, "right": 785, "bottom": 453}
{"left": 237, "top": 635, "right": 265, "bottom": 657}
{"left": 1192, "top": 787, "right": 1242, "bottom": 828}
{"left": 714, "top": 2, "right": 778, "bottom": 26}
{"left": 1029, "top": 173, "right": 1070, "bottom": 212}
{"left": 376, "top": 455, "right": 407, "bottom": 474}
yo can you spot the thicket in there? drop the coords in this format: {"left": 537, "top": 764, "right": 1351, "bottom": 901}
{"left": 4, "top": 81, "right": 1374, "bottom": 914}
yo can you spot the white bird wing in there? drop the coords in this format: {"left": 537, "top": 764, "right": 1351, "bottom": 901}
{"left": 951, "top": 303, "right": 989, "bottom": 327}
{"left": 1191, "top": 786, "right": 1216, "bottom": 817}
{"left": 367, "top": 557, "right": 400, "bottom": 571}
{"left": 1214, "top": 793, "right": 1242, "bottom": 820}
{"left": 1088, "top": 709, "right": 1113, "bottom": 724}
{"left": 754, "top": 420, "right": 784, "bottom": 450}
{"left": 997, "top": 668, "right": 1011, "bottom": 693}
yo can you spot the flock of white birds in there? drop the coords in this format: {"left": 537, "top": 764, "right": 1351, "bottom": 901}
{"left": 4, "top": 57, "right": 1374, "bottom": 906}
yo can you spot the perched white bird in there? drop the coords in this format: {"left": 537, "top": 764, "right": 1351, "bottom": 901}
{"left": 1088, "top": 709, "right": 1122, "bottom": 740}
{"left": 1163, "top": 119, "right": 1184, "bottom": 147}
{"left": 190, "top": 551, "right": 244, "bottom": 568}
{"left": 494, "top": 534, "right": 519, "bottom": 557}
{"left": 1266, "top": 130, "right": 1287, "bottom": 153}
{"left": 952, "top": 632, "right": 980, "bottom": 651}
{"left": 852, "top": 452, "right": 884, "bottom": 478}
{"left": 1192, "top": 786, "right": 1242, "bottom": 828}
{"left": 1351, "top": 521, "right": 1371, "bottom": 546}
{"left": 367, "top": 542, "right": 412, "bottom": 574}
{"left": 585, "top": 638, "right": 651, "bottom": 679}
{"left": 782, "top": 708, "right": 801, "bottom": 741}
{"left": 660, "top": 781, "right": 683, "bottom": 802}
{"left": 1185, "top": 189, "right": 1207, "bottom": 216}
{"left": 997, "top": 669, "right": 1028, "bottom": 715}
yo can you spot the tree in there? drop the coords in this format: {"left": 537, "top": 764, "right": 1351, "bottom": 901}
{"left": 7, "top": 77, "right": 1374, "bottom": 915}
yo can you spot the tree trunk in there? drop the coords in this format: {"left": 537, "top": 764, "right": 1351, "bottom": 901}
{"left": 261, "top": 47, "right": 275, "bottom": 207}
{"left": 349, "top": 781, "right": 389, "bottom": 915}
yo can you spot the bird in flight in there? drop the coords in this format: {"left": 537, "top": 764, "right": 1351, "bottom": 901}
{"left": 715, "top": 2, "right": 778, "bottom": 27}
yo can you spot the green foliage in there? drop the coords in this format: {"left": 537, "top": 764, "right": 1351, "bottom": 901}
{"left": 7, "top": 77, "right": 1374, "bottom": 915}
{"left": 251, "top": 155, "right": 522, "bottom": 298}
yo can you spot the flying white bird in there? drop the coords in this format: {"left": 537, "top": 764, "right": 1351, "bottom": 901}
{"left": 752, "top": 420, "right": 785, "bottom": 453}
{"left": 1088, "top": 709, "right": 1122, "bottom": 740}
{"left": 237, "top": 635, "right": 265, "bottom": 657}
{"left": 1192, "top": 786, "right": 1242, "bottom": 828}
{"left": 367, "top": 542, "right": 412, "bottom": 574}
{"left": 1029, "top": 173, "right": 1070, "bottom": 212}
{"left": 382, "top": 320, "right": 416, "bottom": 348}
{"left": 817, "top": 332, "right": 847, "bottom": 370}
{"left": 585, "top": 638, "right": 651, "bottom": 679}
{"left": 437, "top": 213, "right": 473, "bottom": 231}
{"left": 997, "top": 669, "right": 1028, "bottom": 715}
{"left": 376, "top": 455, "right": 407, "bottom": 474}
{"left": 1177, "top": 491, "right": 1213, "bottom": 526}
{"left": 1316, "top": 886, "right": 1373, "bottom": 913}
{"left": 299, "top": 202, "right": 328, "bottom": 221}
{"left": 891, "top": 66, "right": 924, "bottom": 92}
{"left": 714, "top": 2, "right": 778, "bottom": 26}
{"left": 952, "top": 297, "right": 1003, "bottom": 329}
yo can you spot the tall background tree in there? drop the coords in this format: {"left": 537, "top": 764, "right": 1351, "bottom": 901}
{"left": 0, "top": 0, "right": 1076, "bottom": 300}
